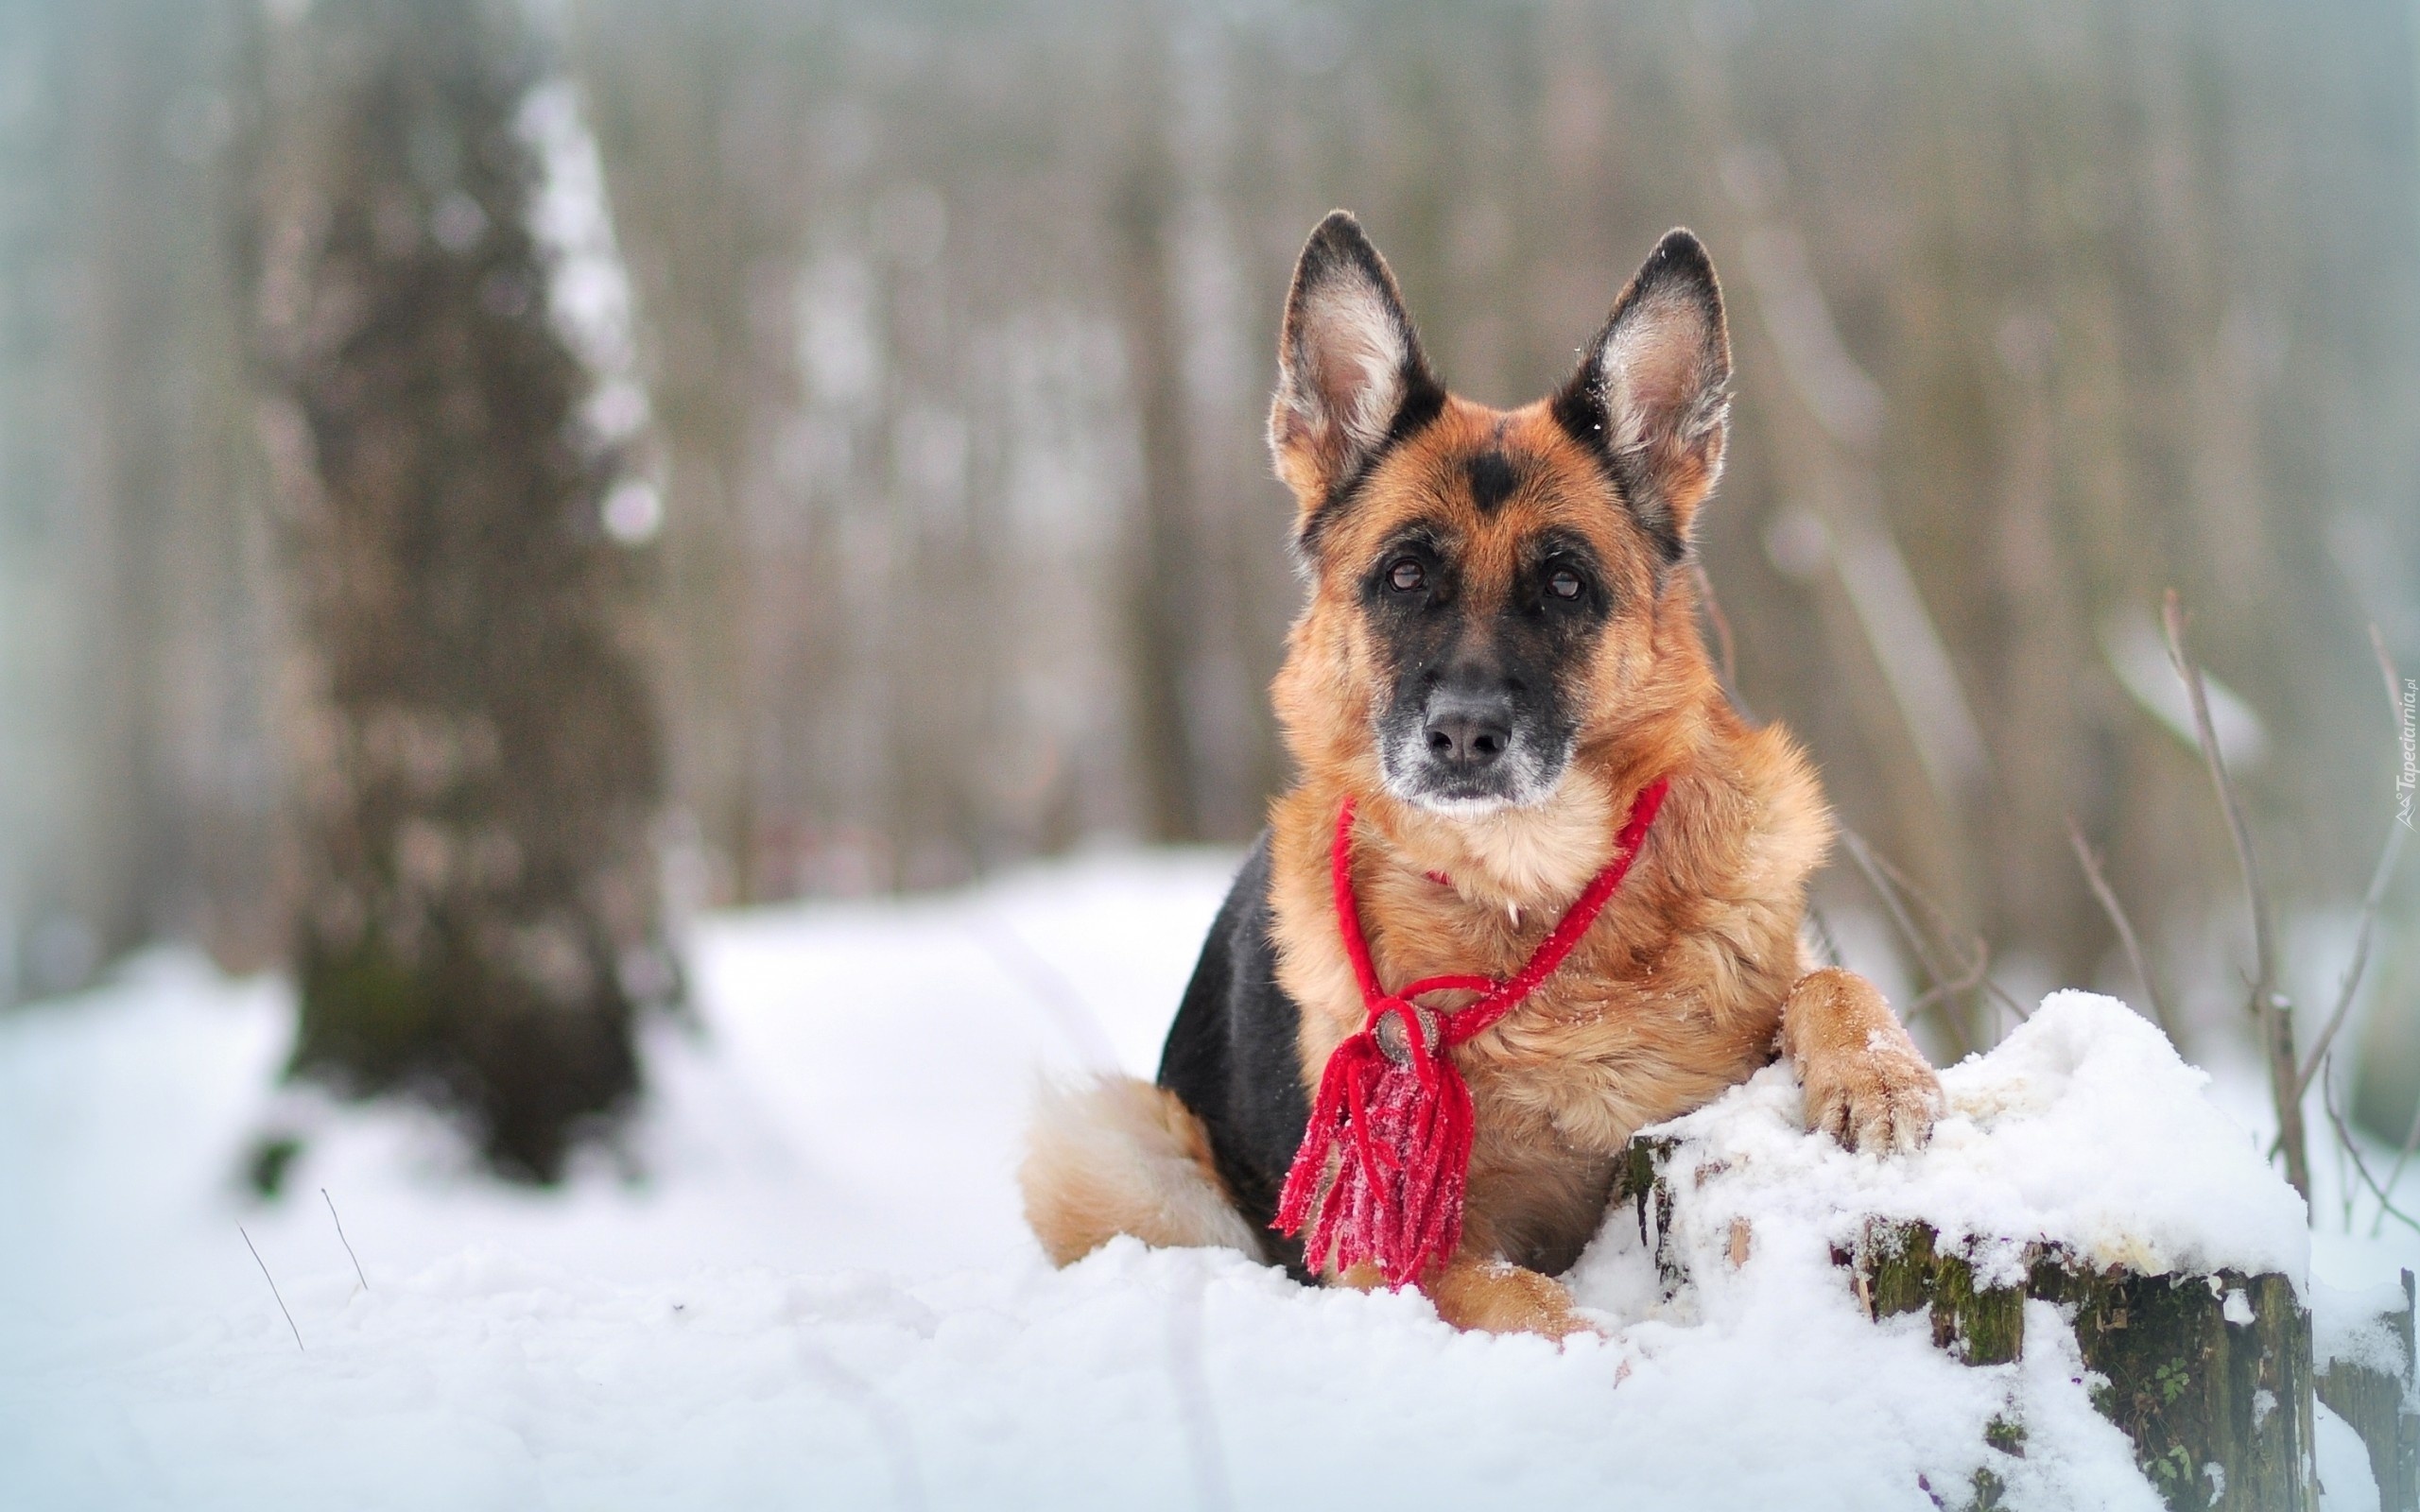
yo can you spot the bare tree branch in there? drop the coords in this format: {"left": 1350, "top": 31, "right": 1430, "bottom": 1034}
{"left": 2321, "top": 1057, "right": 2420, "bottom": 1238}
{"left": 2375, "top": 1098, "right": 2420, "bottom": 1241}
{"left": 2293, "top": 630, "right": 2408, "bottom": 1102}
{"left": 2293, "top": 830, "right": 2403, "bottom": 1108}
{"left": 322, "top": 1188, "right": 369, "bottom": 1293}
{"left": 240, "top": 1226, "right": 303, "bottom": 1352}
{"left": 1907, "top": 936, "right": 1992, "bottom": 1021}
{"left": 1839, "top": 826, "right": 1973, "bottom": 1056}
{"left": 2161, "top": 593, "right": 2280, "bottom": 999}
{"left": 1857, "top": 833, "right": 2030, "bottom": 1026}
{"left": 2162, "top": 590, "right": 2308, "bottom": 1202}
{"left": 2066, "top": 816, "right": 2174, "bottom": 1040}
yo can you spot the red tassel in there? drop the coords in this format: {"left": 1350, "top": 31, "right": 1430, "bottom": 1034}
{"left": 1274, "top": 995, "right": 1477, "bottom": 1286}
{"left": 1275, "top": 779, "right": 1669, "bottom": 1289}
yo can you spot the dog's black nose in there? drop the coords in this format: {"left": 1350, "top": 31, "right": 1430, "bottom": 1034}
{"left": 1424, "top": 688, "right": 1512, "bottom": 769}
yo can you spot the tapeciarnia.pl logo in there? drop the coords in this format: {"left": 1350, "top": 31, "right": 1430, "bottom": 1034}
{"left": 2399, "top": 677, "right": 2416, "bottom": 831}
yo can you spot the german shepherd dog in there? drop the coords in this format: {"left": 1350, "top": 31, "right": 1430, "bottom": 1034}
{"left": 1023, "top": 213, "right": 1942, "bottom": 1338}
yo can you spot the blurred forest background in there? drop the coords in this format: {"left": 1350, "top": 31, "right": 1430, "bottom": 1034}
{"left": 2, "top": 0, "right": 2416, "bottom": 1163}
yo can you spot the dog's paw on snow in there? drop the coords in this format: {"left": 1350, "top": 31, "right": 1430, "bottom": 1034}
{"left": 1804, "top": 1040, "right": 1943, "bottom": 1155}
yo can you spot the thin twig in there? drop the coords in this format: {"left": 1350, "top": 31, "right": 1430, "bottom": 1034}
{"left": 2321, "top": 1057, "right": 2420, "bottom": 1237}
{"left": 2336, "top": 1112, "right": 2355, "bottom": 1233}
{"left": 1839, "top": 827, "right": 1956, "bottom": 1040}
{"left": 1906, "top": 939, "right": 1991, "bottom": 1019}
{"left": 1838, "top": 827, "right": 1972, "bottom": 1056}
{"left": 2293, "top": 827, "right": 2403, "bottom": 1106}
{"left": 1844, "top": 833, "right": 2025, "bottom": 1025}
{"left": 2293, "top": 630, "right": 2410, "bottom": 1101}
{"left": 1860, "top": 830, "right": 2013, "bottom": 1031}
{"left": 2163, "top": 590, "right": 2308, "bottom": 1201}
{"left": 2375, "top": 1097, "right": 2420, "bottom": 1240}
{"left": 1857, "top": 841, "right": 2030, "bottom": 1024}
{"left": 2162, "top": 591, "right": 2280, "bottom": 1007}
{"left": 1892, "top": 879, "right": 1996, "bottom": 1016}
{"left": 241, "top": 1225, "right": 304, "bottom": 1351}
{"left": 2066, "top": 816, "right": 2174, "bottom": 1040}
{"left": 322, "top": 1188, "right": 368, "bottom": 1293}
{"left": 2364, "top": 627, "right": 2420, "bottom": 1235}
{"left": 1960, "top": 940, "right": 2031, "bottom": 1029}
{"left": 1701, "top": 544, "right": 2010, "bottom": 1037}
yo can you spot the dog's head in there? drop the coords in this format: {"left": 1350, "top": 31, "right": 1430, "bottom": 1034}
{"left": 1269, "top": 212, "right": 1732, "bottom": 816}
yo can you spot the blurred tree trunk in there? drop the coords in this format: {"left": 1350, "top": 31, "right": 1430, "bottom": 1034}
{"left": 248, "top": 0, "right": 666, "bottom": 1179}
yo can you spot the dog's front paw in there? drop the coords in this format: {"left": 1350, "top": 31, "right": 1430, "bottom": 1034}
{"left": 1422, "top": 1257, "right": 1600, "bottom": 1341}
{"left": 1804, "top": 1039, "right": 1942, "bottom": 1155}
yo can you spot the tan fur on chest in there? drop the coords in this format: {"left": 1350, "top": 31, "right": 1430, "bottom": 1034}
{"left": 1267, "top": 713, "right": 1831, "bottom": 1269}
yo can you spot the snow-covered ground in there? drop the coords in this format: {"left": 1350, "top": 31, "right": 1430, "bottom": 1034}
{"left": 1, "top": 850, "right": 2411, "bottom": 1510}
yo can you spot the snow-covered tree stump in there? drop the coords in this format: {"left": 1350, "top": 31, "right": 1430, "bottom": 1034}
{"left": 1598, "top": 993, "right": 2389, "bottom": 1511}
{"left": 2315, "top": 1270, "right": 2417, "bottom": 1512}
{"left": 1611, "top": 1146, "right": 2317, "bottom": 1510}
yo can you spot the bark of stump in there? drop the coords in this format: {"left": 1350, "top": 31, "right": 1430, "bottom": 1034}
{"left": 1612, "top": 1137, "right": 2324, "bottom": 1511}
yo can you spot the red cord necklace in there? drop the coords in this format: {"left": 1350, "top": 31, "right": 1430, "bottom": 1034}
{"left": 1274, "top": 776, "right": 1671, "bottom": 1288}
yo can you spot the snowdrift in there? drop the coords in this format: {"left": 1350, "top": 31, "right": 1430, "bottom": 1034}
{"left": 0, "top": 853, "right": 2406, "bottom": 1510}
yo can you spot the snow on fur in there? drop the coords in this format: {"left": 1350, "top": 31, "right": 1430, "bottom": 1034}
{"left": 0, "top": 857, "right": 2393, "bottom": 1509}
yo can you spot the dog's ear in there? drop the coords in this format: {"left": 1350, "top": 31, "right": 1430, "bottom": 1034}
{"left": 1269, "top": 211, "right": 1442, "bottom": 520}
{"left": 1553, "top": 229, "right": 1732, "bottom": 563}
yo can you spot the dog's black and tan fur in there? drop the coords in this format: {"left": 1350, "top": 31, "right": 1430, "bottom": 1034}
{"left": 1023, "top": 213, "right": 1942, "bottom": 1338}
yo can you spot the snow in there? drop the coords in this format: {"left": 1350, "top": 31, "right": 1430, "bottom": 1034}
{"left": 515, "top": 72, "right": 657, "bottom": 530}
{"left": 2314, "top": 1276, "right": 2412, "bottom": 1380}
{"left": 2317, "top": 1400, "right": 2382, "bottom": 1512}
{"left": 517, "top": 80, "right": 643, "bottom": 409}
{"left": 0, "top": 856, "right": 2396, "bottom": 1510}
{"left": 1633, "top": 990, "right": 2312, "bottom": 1296}
{"left": 2311, "top": 1245, "right": 2415, "bottom": 1383}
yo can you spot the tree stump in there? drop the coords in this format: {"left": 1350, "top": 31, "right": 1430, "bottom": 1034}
{"left": 1612, "top": 1135, "right": 2337, "bottom": 1512}
{"left": 2021, "top": 1257, "right": 2311, "bottom": 1511}
{"left": 2315, "top": 1269, "right": 2418, "bottom": 1512}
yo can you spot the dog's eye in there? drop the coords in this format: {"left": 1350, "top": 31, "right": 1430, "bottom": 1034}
{"left": 1389, "top": 558, "right": 1426, "bottom": 593}
{"left": 1547, "top": 568, "right": 1583, "bottom": 600}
